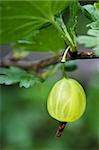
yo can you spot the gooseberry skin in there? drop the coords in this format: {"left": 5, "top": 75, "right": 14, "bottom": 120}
{"left": 47, "top": 78, "right": 86, "bottom": 122}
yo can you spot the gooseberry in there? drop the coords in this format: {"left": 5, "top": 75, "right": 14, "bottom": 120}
{"left": 47, "top": 77, "right": 86, "bottom": 122}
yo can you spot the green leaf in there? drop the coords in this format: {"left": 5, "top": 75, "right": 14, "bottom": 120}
{"left": 67, "top": 0, "right": 79, "bottom": 47}
{"left": 14, "top": 25, "right": 65, "bottom": 52}
{"left": 77, "top": 29, "right": 99, "bottom": 55}
{"left": 77, "top": 36, "right": 98, "bottom": 47}
{"left": 83, "top": 3, "right": 99, "bottom": 30}
{"left": 87, "top": 29, "right": 99, "bottom": 37}
{"left": 82, "top": 4, "right": 99, "bottom": 21}
{"left": 77, "top": 3, "right": 99, "bottom": 55}
{"left": 0, "top": 0, "right": 69, "bottom": 44}
{"left": 87, "top": 20, "right": 99, "bottom": 30}
{"left": 0, "top": 67, "right": 42, "bottom": 88}
{"left": 94, "top": 2, "right": 99, "bottom": 10}
{"left": 19, "top": 75, "right": 41, "bottom": 88}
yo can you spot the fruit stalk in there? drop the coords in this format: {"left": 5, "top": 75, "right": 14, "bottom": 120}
{"left": 56, "top": 122, "right": 67, "bottom": 137}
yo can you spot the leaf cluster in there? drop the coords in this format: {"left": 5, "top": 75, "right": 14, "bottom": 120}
{"left": 0, "top": 67, "right": 42, "bottom": 88}
{"left": 0, "top": 0, "right": 78, "bottom": 53}
{"left": 77, "top": 3, "right": 99, "bottom": 55}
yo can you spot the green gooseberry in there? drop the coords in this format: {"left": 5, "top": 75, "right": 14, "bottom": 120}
{"left": 47, "top": 77, "right": 86, "bottom": 122}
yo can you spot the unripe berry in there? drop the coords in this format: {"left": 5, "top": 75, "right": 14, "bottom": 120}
{"left": 47, "top": 78, "right": 86, "bottom": 122}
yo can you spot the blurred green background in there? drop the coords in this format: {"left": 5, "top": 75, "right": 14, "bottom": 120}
{"left": 1, "top": 60, "right": 99, "bottom": 150}
{"left": 0, "top": 1, "right": 99, "bottom": 150}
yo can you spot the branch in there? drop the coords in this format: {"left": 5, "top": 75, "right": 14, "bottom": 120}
{"left": 0, "top": 51, "right": 99, "bottom": 70}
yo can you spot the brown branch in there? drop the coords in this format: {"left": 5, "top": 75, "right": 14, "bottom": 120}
{"left": 0, "top": 51, "right": 99, "bottom": 70}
